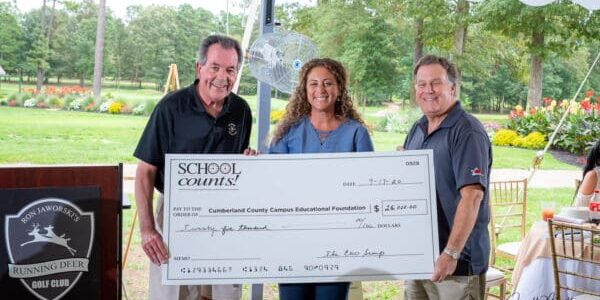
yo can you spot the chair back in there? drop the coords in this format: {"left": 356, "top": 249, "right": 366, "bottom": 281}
{"left": 489, "top": 179, "right": 527, "bottom": 262}
{"left": 548, "top": 220, "right": 600, "bottom": 300}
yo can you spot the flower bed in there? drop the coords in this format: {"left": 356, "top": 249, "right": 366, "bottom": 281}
{"left": 1, "top": 86, "right": 155, "bottom": 116}
{"left": 495, "top": 90, "right": 599, "bottom": 154}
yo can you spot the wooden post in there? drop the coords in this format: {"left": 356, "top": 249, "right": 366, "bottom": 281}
{"left": 164, "top": 64, "right": 180, "bottom": 94}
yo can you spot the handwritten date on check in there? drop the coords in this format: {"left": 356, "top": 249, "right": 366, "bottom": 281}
{"left": 162, "top": 151, "right": 438, "bottom": 285}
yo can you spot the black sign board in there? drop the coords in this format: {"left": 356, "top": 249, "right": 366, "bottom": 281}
{"left": 1, "top": 187, "right": 101, "bottom": 300}
{"left": 0, "top": 165, "right": 121, "bottom": 300}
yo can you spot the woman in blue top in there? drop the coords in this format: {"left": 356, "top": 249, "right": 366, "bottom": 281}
{"left": 269, "top": 58, "right": 374, "bottom": 300}
{"left": 270, "top": 58, "right": 373, "bottom": 154}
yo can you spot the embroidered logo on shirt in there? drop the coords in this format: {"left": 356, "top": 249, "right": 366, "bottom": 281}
{"left": 470, "top": 167, "right": 483, "bottom": 176}
{"left": 227, "top": 123, "right": 237, "bottom": 136}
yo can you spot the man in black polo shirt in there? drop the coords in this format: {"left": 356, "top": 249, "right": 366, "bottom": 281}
{"left": 133, "top": 35, "right": 252, "bottom": 300}
{"left": 403, "top": 55, "right": 492, "bottom": 299}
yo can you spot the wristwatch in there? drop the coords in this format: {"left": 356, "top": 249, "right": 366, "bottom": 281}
{"left": 443, "top": 247, "right": 461, "bottom": 260}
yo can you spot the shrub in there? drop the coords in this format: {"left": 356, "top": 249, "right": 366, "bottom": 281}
{"left": 48, "top": 96, "right": 64, "bottom": 109}
{"left": 33, "top": 94, "right": 48, "bottom": 108}
{"left": 7, "top": 93, "right": 18, "bottom": 101}
{"left": 63, "top": 94, "right": 77, "bottom": 109}
{"left": 506, "top": 91, "right": 600, "bottom": 154}
{"left": 82, "top": 96, "right": 95, "bottom": 107}
{"left": 511, "top": 135, "right": 525, "bottom": 148}
{"left": 107, "top": 102, "right": 122, "bottom": 114}
{"left": 99, "top": 101, "right": 112, "bottom": 113}
{"left": 83, "top": 101, "right": 96, "bottom": 112}
{"left": 23, "top": 99, "right": 37, "bottom": 108}
{"left": 68, "top": 99, "right": 83, "bottom": 110}
{"left": 16, "top": 93, "right": 29, "bottom": 106}
{"left": 521, "top": 131, "right": 546, "bottom": 149}
{"left": 492, "top": 129, "right": 518, "bottom": 146}
{"left": 0, "top": 99, "right": 7, "bottom": 106}
{"left": 120, "top": 104, "right": 132, "bottom": 114}
{"left": 376, "top": 108, "right": 422, "bottom": 133}
{"left": 132, "top": 104, "right": 146, "bottom": 115}
{"left": 270, "top": 109, "right": 285, "bottom": 124}
{"left": 143, "top": 100, "right": 157, "bottom": 115}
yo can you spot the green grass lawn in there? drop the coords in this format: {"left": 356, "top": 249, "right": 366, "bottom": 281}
{"left": 0, "top": 106, "right": 577, "bottom": 170}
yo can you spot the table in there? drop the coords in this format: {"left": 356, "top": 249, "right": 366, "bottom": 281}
{"left": 510, "top": 221, "right": 600, "bottom": 299}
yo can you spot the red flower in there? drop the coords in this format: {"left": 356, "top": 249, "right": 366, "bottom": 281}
{"left": 586, "top": 90, "right": 594, "bottom": 98}
{"left": 529, "top": 107, "right": 537, "bottom": 115}
{"left": 581, "top": 99, "right": 591, "bottom": 111}
{"left": 543, "top": 97, "right": 552, "bottom": 106}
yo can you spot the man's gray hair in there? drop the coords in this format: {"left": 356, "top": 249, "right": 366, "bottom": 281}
{"left": 413, "top": 55, "right": 458, "bottom": 85}
{"left": 197, "top": 35, "right": 242, "bottom": 67}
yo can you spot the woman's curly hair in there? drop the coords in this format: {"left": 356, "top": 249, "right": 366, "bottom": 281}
{"left": 271, "top": 58, "right": 367, "bottom": 143}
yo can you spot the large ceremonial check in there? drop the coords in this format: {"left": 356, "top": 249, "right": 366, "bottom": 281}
{"left": 162, "top": 150, "right": 438, "bottom": 285}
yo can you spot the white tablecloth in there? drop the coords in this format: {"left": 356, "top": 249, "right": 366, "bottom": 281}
{"left": 511, "top": 222, "right": 600, "bottom": 299}
{"left": 511, "top": 257, "right": 600, "bottom": 299}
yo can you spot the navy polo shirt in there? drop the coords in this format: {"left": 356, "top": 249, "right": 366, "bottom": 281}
{"left": 134, "top": 80, "right": 252, "bottom": 193}
{"left": 403, "top": 102, "right": 492, "bottom": 275}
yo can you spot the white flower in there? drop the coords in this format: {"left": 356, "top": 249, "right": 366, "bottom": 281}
{"left": 69, "top": 99, "right": 83, "bottom": 110}
{"left": 24, "top": 99, "right": 37, "bottom": 108}
{"left": 99, "top": 101, "right": 113, "bottom": 112}
{"left": 132, "top": 104, "right": 146, "bottom": 115}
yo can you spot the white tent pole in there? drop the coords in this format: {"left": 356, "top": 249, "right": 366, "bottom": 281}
{"left": 254, "top": 0, "right": 275, "bottom": 155}
{"left": 233, "top": 0, "right": 260, "bottom": 94}
{"left": 249, "top": 1, "right": 274, "bottom": 299}
{"left": 527, "top": 50, "right": 600, "bottom": 184}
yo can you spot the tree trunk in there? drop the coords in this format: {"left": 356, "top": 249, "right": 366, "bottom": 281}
{"left": 116, "top": 66, "right": 120, "bottom": 89}
{"left": 47, "top": 0, "right": 56, "bottom": 44}
{"left": 36, "top": 0, "right": 47, "bottom": 93}
{"left": 92, "top": 0, "right": 106, "bottom": 100}
{"left": 527, "top": 23, "right": 544, "bottom": 108}
{"left": 80, "top": 74, "right": 84, "bottom": 87}
{"left": 453, "top": 0, "right": 469, "bottom": 101}
{"left": 411, "top": 17, "right": 423, "bottom": 104}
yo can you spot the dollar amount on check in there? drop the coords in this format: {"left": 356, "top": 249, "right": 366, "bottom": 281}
{"left": 162, "top": 151, "right": 438, "bottom": 284}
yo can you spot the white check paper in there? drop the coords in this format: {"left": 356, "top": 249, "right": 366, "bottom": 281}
{"left": 162, "top": 151, "right": 438, "bottom": 284}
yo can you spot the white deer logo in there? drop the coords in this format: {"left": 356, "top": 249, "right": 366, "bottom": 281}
{"left": 20, "top": 223, "right": 77, "bottom": 256}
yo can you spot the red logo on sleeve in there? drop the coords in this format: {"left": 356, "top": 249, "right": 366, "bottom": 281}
{"left": 470, "top": 168, "right": 483, "bottom": 176}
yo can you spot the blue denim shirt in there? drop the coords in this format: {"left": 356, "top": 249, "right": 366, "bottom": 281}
{"left": 268, "top": 117, "right": 373, "bottom": 154}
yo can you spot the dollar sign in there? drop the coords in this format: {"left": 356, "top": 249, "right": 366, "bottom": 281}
{"left": 374, "top": 205, "right": 380, "bottom": 213}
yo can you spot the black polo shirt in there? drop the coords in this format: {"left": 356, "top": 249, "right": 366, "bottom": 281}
{"left": 134, "top": 80, "right": 252, "bottom": 193}
{"left": 403, "top": 102, "right": 492, "bottom": 275}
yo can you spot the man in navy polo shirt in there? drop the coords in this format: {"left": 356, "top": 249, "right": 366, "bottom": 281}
{"left": 133, "top": 35, "right": 252, "bottom": 300}
{"left": 403, "top": 55, "right": 492, "bottom": 299}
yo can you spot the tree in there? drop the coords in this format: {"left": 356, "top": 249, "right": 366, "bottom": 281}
{"left": 35, "top": 0, "right": 47, "bottom": 92}
{"left": 479, "top": 0, "right": 600, "bottom": 107}
{"left": 291, "top": 1, "right": 401, "bottom": 105}
{"left": 92, "top": 0, "right": 106, "bottom": 99}
{"left": 451, "top": 0, "right": 469, "bottom": 99}
{"left": 0, "top": 2, "right": 25, "bottom": 75}
{"left": 375, "top": 0, "right": 452, "bottom": 104}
